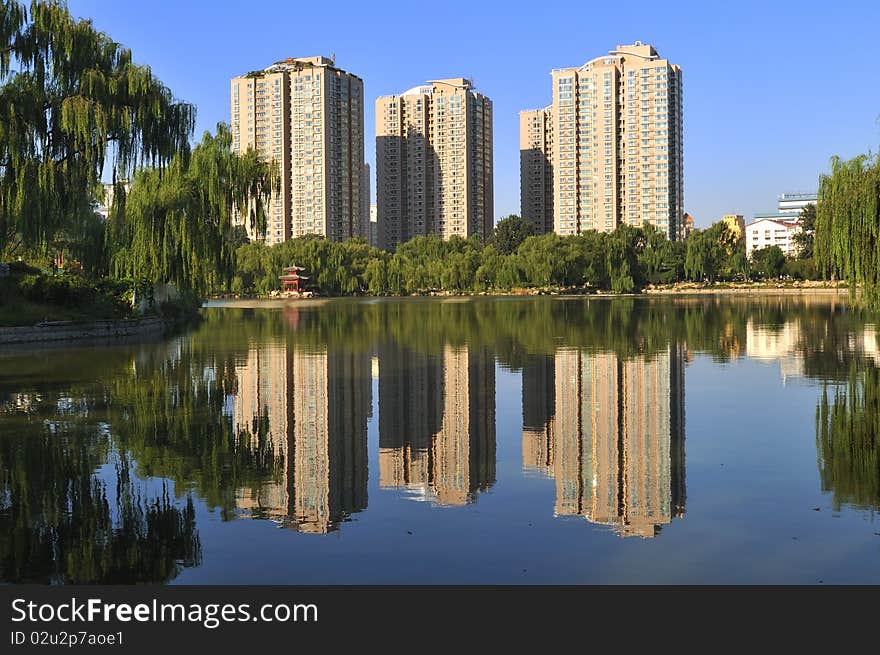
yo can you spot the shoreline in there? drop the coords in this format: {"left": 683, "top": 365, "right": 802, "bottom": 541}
{"left": 0, "top": 316, "right": 169, "bottom": 346}
{"left": 208, "top": 283, "right": 850, "bottom": 304}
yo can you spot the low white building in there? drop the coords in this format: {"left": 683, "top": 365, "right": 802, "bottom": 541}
{"left": 745, "top": 217, "right": 802, "bottom": 257}
{"left": 746, "top": 192, "right": 814, "bottom": 257}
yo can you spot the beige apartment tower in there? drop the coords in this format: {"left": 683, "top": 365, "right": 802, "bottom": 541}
{"left": 519, "top": 108, "right": 554, "bottom": 235}
{"left": 520, "top": 43, "right": 683, "bottom": 239}
{"left": 230, "top": 56, "right": 366, "bottom": 245}
{"left": 376, "top": 78, "right": 493, "bottom": 251}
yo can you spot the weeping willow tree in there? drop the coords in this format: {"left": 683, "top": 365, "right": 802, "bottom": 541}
{"left": 108, "top": 122, "right": 279, "bottom": 293}
{"left": 0, "top": 0, "right": 195, "bottom": 261}
{"left": 814, "top": 152, "right": 880, "bottom": 305}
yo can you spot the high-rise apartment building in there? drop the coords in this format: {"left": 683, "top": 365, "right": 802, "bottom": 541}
{"left": 230, "top": 56, "right": 366, "bottom": 245}
{"left": 376, "top": 78, "right": 493, "bottom": 251}
{"left": 361, "top": 162, "right": 371, "bottom": 244}
{"left": 519, "top": 108, "right": 554, "bottom": 235}
{"left": 520, "top": 43, "right": 683, "bottom": 239}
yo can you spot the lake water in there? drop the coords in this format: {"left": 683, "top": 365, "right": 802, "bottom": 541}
{"left": 2, "top": 294, "right": 880, "bottom": 584}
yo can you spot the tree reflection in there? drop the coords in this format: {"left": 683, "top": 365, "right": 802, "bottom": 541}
{"left": 0, "top": 417, "right": 200, "bottom": 583}
{"left": 817, "top": 365, "right": 880, "bottom": 511}
{"left": 104, "top": 342, "right": 285, "bottom": 520}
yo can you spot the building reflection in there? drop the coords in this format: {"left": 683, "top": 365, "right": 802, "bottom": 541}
{"left": 522, "top": 354, "right": 554, "bottom": 476}
{"left": 378, "top": 345, "right": 496, "bottom": 506}
{"left": 745, "top": 319, "right": 805, "bottom": 383}
{"left": 231, "top": 343, "right": 370, "bottom": 533}
{"left": 746, "top": 318, "right": 880, "bottom": 384}
{"left": 522, "top": 345, "right": 686, "bottom": 538}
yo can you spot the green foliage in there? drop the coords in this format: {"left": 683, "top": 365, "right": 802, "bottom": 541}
{"left": 815, "top": 153, "right": 880, "bottom": 304}
{"left": 491, "top": 214, "right": 533, "bottom": 255}
{"left": 224, "top": 219, "right": 827, "bottom": 298}
{"left": 1, "top": 0, "right": 194, "bottom": 259}
{"left": 684, "top": 221, "right": 739, "bottom": 282}
{"left": 750, "top": 245, "right": 786, "bottom": 279}
{"left": 792, "top": 203, "right": 816, "bottom": 260}
{"left": 108, "top": 123, "right": 279, "bottom": 293}
{"left": 784, "top": 257, "right": 817, "bottom": 280}
{"left": 0, "top": 270, "right": 135, "bottom": 325}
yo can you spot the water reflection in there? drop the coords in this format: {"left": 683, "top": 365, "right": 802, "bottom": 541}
{"left": 523, "top": 346, "right": 685, "bottom": 537}
{"left": 4, "top": 295, "right": 880, "bottom": 583}
{"left": 817, "top": 367, "right": 880, "bottom": 512}
{"left": 231, "top": 345, "right": 370, "bottom": 533}
{"left": 0, "top": 401, "right": 200, "bottom": 583}
{"left": 379, "top": 345, "right": 495, "bottom": 506}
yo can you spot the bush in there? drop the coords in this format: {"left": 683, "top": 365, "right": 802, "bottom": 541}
{"left": 7, "top": 261, "right": 41, "bottom": 278}
{"left": 17, "top": 274, "right": 44, "bottom": 300}
{"left": 784, "top": 258, "right": 818, "bottom": 280}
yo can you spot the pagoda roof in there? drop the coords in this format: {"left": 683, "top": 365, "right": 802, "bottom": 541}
{"left": 279, "top": 274, "right": 308, "bottom": 280}
{"left": 283, "top": 265, "right": 306, "bottom": 272}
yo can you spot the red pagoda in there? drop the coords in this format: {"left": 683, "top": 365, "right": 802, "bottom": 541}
{"left": 279, "top": 265, "right": 308, "bottom": 294}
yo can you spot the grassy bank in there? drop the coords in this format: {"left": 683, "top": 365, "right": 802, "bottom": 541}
{"left": 0, "top": 265, "right": 129, "bottom": 327}
{"left": 0, "top": 263, "right": 200, "bottom": 328}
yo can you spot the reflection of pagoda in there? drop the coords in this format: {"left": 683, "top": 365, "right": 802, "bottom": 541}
{"left": 279, "top": 264, "right": 308, "bottom": 295}
{"left": 522, "top": 345, "right": 686, "bottom": 538}
{"left": 378, "top": 344, "right": 496, "bottom": 506}
{"left": 232, "top": 343, "right": 370, "bottom": 533}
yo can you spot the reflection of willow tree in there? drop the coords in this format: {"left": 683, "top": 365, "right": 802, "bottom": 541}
{"left": 105, "top": 343, "right": 285, "bottom": 519}
{"left": 816, "top": 366, "right": 880, "bottom": 511}
{"left": 0, "top": 419, "right": 200, "bottom": 583}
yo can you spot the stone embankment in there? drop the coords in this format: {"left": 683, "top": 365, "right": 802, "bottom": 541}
{"left": 0, "top": 316, "right": 166, "bottom": 345}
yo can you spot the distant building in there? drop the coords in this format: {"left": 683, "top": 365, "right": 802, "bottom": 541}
{"left": 230, "top": 56, "right": 366, "bottom": 244}
{"left": 96, "top": 181, "right": 129, "bottom": 220}
{"left": 745, "top": 217, "right": 801, "bottom": 257}
{"left": 681, "top": 212, "right": 694, "bottom": 239}
{"left": 520, "top": 42, "right": 683, "bottom": 239}
{"left": 776, "top": 193, "right": 817, "bottom": 217}
{"left": 369, "top": 204, "right": 378, "bottom": 248}
{"left": 362, "top": 162, "right": 371, "bottom": 242}
{"left": 721, "top": 214, "right": 745, "bottom": 240}
{"left": 746, "top": 192, "right": 814, "bottom": 257}
{"left": 376, "top": 78, "right": 493, "bottom": 251}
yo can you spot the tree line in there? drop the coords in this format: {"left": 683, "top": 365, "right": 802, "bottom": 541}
{"left": 227, "top": 212, "right": 817, "bottom": 297}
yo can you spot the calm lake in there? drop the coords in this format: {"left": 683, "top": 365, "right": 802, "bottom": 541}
{"left": 2, "top": 294, "right": 880, "bottom": 584}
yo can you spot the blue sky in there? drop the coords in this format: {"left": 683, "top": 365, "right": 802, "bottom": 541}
{"left": 69, "top": 0, "right": 880, "bottom": 228}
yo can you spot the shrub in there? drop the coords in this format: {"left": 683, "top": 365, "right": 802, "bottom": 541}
{"left": 17, "top": 274, "right": 44, "bottom": 300}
